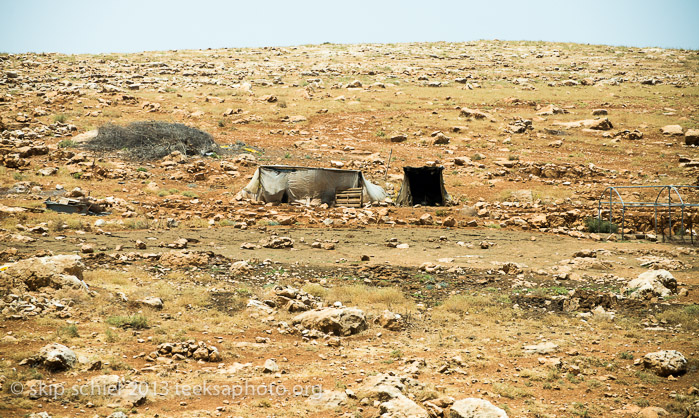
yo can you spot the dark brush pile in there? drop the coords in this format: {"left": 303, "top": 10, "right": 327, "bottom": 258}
{"left": 82, "top": 121, "right": 220, "bottom": 160}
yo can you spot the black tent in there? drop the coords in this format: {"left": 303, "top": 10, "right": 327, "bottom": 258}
{"left": 395, "top": 166, "right": 450, "bottom": 206}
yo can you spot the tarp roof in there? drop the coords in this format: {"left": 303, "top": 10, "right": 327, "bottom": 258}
{"left": 239, "top": 165, "right": 388, "bottom": 206}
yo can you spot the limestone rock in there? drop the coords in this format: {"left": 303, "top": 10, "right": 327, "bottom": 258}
{"left": 643, "top": 350, "right": 687, "bottom": 377}
{"left": 376, "top": 310, "right": 404, "bottom": 331}
{"left": 293, "top": 307, "right": 367, "bottom": 336}
{"left": 523, "top": 341, "right": 559, "bottom": 355}
{"left": 263, "top": 358, "right": 279, "bottom": 373}
{"left": 685, "top": 129, "right": 699, "bottom": 146}
{"left": 0, "top": 254, "right": 87, "bottom": 291}
{"left": 26, "top": 343, "right": 77, "bottom": 371}
{"left": 450, "top": 398, "right": 508, "bottom": 418}
{"left": 625, "top": 270, "right": 677, "bottom": 299}
{"left": 380, "top": 395, "right": 429, "bottom": 418}
{"left": 159, "top": 250, "right": 210, "bottom": 267}
{"left": 138, "top": 297, "right": 164, "bottom": 310}
{"left": 661, "top": 125, "right": 683, "bottom": 136}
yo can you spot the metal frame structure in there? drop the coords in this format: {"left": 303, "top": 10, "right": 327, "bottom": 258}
{"left": 597, "top": 185, "right": 699, "bottom": 242}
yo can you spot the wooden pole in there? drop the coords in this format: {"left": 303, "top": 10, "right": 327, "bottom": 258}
{"left": 384, "top": 148, "right": 393, "bottom": 180}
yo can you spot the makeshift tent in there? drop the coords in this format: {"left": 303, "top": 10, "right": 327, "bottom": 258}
{"left": 239, "top": 165, "right": 388, "bottom": 206}
{"left": 395, "top": 166, "right": 449, "bottom": 206}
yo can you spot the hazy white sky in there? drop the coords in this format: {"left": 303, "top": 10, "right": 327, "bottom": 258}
{"left": 2, "top": 0, "right": 698, "bottom": 54}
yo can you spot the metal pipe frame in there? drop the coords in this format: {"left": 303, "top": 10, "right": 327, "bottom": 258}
{"left": 597, "top": 185, "right": 699, "bottom": 242}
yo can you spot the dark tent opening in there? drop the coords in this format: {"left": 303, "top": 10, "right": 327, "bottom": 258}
{"left": 396, "top": 166, "right": 449, "bottom": 206}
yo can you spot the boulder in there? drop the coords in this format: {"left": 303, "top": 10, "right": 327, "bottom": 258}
{"left": 643, "top": 350, "right": 687, "bottom": 377}
{"left": 263, "top": 358, "right": 279, "bottom": 373}
{"left": 685, "top": 129, "right": 699, "bottom": 146}
{"left": 587, "top": 117, "right": 613, "bottom": 130}
{"left": 260, "top": 236, "right": 294, "bottom": 249}
{"left": 376, "top": 310, "right": 404, "bottom": 331}
{"left": 661, "top": 125, "right": 683, "bottom": 136}
{"left": 460, "top": 108, "right": 489, "bottom": 120}
{"left": 293, "top": 307, "right": 367, "bottom": 336}
{"left": 380, "top": 395, "right": 429, "bottom": 418}
{"left": 138, "top": 297, "right": 164, "bottom": 310}
{"left": 450, "top": 398, "right": 508, "bottom": 418}
{"left": 624, "top": 270, "right": 677, "bottom": 299}
{"left": 159, "top": 250, "right": 210, "bottom": 267}
{"left": 523, "top": 341, "right": 559, "bottom": 355}
{"left": 26, "top": 343, "right": 77, "bottom": 371}
{"left": 0, "top": 255, "right": 87, "bottom": 291}
{"left": 306, "top": 390, "right": 348, "bottom": 408}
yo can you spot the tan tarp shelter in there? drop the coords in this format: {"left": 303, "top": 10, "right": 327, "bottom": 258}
{"left": 239, "top": 165, "right": 388, "bottom": 206}
{"left": 395, "top": 166, "right": 449, "bottom": 206}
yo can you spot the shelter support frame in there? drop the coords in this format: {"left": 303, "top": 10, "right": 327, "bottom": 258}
{"left": 597, "top": 185, "right": 699, "bottom": 242}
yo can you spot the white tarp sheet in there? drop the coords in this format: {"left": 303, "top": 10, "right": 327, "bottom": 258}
{"left": 239, "top": 166, "right": 387, "bottom": 205}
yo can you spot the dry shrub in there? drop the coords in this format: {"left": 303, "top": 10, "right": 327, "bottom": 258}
{"left": 82, "top": 121, "right": 219, "bottom": 160}
{"left": 302, "top": 283, "right": 328, "bottom": 298}
{"left": 325, "top": 284, "right": 411, "bottom": 310}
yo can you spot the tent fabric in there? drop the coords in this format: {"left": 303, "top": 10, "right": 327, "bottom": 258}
{"left": 395, "top": 166, "right": 450, "bottom": 206}
{"left": 240, "top": 165, "right": 388, "bottom": 205}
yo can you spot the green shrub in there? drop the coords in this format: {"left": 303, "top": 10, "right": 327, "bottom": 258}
{"left": 58, "top": 139, "right": 75, "bottom": 148}
{"left": 585, "top": 217, "right": 618, "bottom": 233}
{"left": 106, "top": 314, "right": 149, "bottom": 329}
{"left": 53, "top": 114, "right": 67, "bottom": 123}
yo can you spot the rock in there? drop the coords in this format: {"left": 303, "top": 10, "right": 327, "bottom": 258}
{"left": 460, "top": 108, "right": 489, "bottom": 119}
{"left": 380, "top": 395, "right": 429, "bottom": 418}
{"left": 306, "top": 390, "right": 348, "bottom": 408}
{"left": 292, "top": 307, "right": 368, "bottom": 336}
{"left": 432, "top": 132, "right": 450, "bottom": 145}
{"left": 637, "top": 407, "right": 670, "bottom": 418}
{"left": 588, "top": 117, "right": 613, "bottom": 130}
{"left": 553, "top": 118, "right": 612, "bottom": 130}
{"left": 260, "top": 236, "right": 294, "bottom": 249}
{"left": 537, "top": 104, "right": 567, "bottom": 116}
{"left": 0, "top": 254, "right": 87, "bottom": 291}
{"left": 117, "top": 381, "right": 148, "bottom": 407}
{"left": 159, "top": 250, "right": 210, "bottom": 267}
{"left": 442, "top": 216, "right": 456, "bottom": 227}
{"left": 391, "top": 134, "right": 408, "bottom": 143}
{"left": 80, "top": 244, "right": 94, "bottom": 254}
{"left": 107, "top": 412, "right": 129, "bottom": 418}
{"left": 643, "top": 350, "right": 687, "bottom": 377}
{"left": 523, "top": 341, "right": 559, "bottom": 355}
{"left": 29, "top": 343, "right": 77, "bottom": 371}
{"left": 419, "top": 213, "right": 433, "bottom": 225}
{"left": 263, "top": 358, "right": 279, "bottom": 373}
{"left": 29, "top": 414, "right": 52, "bottom": 418}
{"left": 135, "top": 240, "right": 147, "bottom": 249}
{"left": 138, "top": 296, "right": 163, "bottom": 310}
{"left": 37, "top": 167, "right": 58, "bottom": 176}
{"left": 376, "top": 310, "right": 403, "bottom": 331}
{"left": 686, "top": 400, "right": 699, "bottom": 418}
{"left": 592, "top": 109, "right": 608, "bottom": 116}
{"left": 450, "top": 398, "right": 508, "bottom": 418}
{"left": 685, "top": 129, "right": 699, "bottom": 146}
{"left": 89, "top": 374, "right": 122, "bottom": 392}
{"left": 346, "top": 80, "right": 363, "bottom": 88}
{"left": 661, "top": 125, "right": 683, "bottom": 136}
{"left": 624, "top": 270, "right": 677, "bottom": 299}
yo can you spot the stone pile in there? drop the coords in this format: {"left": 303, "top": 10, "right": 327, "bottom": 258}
{"left": 149, "top": 340, "right": 222, "bottom": 362}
